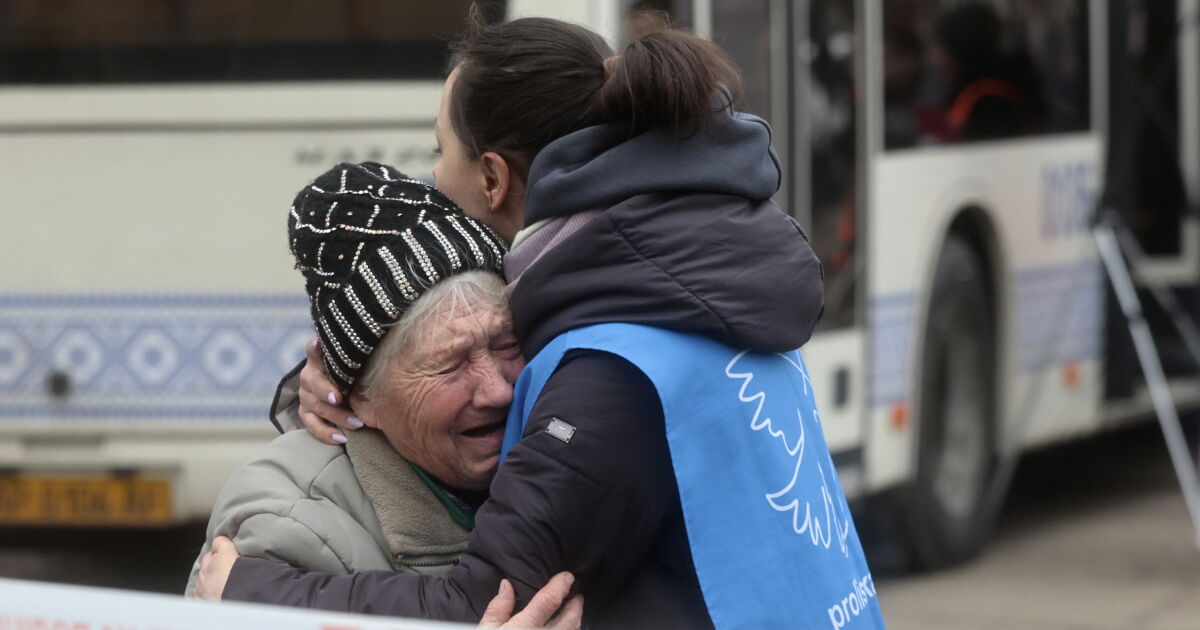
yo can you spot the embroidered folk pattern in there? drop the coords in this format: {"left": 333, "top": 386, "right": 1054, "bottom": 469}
{"left": 0, "top": 294, "right": 311, "bottom": 419}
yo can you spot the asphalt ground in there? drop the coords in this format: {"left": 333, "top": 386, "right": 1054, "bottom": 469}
{"left": 876, "top": 423, "right": 1200, "bottom": 629}
{"left": 0, "top": 522, "right": 206, "bottom": 594}
{"left": 0, "top": 423, "right": 1197, "bottom": 628}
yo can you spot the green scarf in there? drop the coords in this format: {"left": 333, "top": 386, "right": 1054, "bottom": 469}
{"left": 407, "top": 462, "right": 476, "bottom": 531}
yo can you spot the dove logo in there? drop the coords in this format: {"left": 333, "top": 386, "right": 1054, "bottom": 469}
{"left": 725, "top": 350, "right": 853, "bottom": 557}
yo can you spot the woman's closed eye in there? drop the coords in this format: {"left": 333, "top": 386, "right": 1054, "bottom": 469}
{"left": 492, "top": 339, "right": 521, "bottom": 356}
{"left": 435, "top": 360, "right": 462, "bottom": 376}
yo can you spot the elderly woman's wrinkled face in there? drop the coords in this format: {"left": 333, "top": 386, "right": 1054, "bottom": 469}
{"left": 358, "top": 299, "right": 523, "bottom": 492}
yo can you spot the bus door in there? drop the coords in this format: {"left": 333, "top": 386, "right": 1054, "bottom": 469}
{"left": 707, "top": 0, "right": 866, "bottom": 490}
{"left": 788, "top": 0, "right": 868, "bottom": 492}
{"left": 620, "top": 0, "right": 869, "bottom": 491}
{"left": 1104, "top": 0, "right": 1200, "bottom": 398}
{"left": 1111, "top": 0, "right": 1200, "bottom": 286}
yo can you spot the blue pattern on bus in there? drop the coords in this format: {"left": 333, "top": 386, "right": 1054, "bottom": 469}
{"left": 867, "top": 259, "right": 1104, "bottom": 409}
{"left": 869, "top": 293, "right": 917, "bottom": 408}
{"left": 0, "top": 294, "right": 311, "bottom": 420}
{"left": 1014, "top": 260, "right": 1104, "bottom": 370}
{"left": 0, "top": 261, "right": 1105, "bottom": 419}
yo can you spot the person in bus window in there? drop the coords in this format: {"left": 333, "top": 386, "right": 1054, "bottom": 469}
{"left": 924, "top": 2, "right": 1029, "bottom": 143}
{"left": 187, "top": 163, "right": 579, "bottom": 629}
{"left": 883, "top": 17, "right": 924, "bottom": 150}
{"left": 197, "top": 15, "right": 885, "bottom": 630}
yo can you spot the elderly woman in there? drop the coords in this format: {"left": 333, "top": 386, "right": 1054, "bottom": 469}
{"left": 186, "top": 162, "right": 579, "bottom": 628}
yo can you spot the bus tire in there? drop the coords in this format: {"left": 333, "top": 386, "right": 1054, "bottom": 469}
{"left": 903, "top": 234, "right": 999, "bottom": 569}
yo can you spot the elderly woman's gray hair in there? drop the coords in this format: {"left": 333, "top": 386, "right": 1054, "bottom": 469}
{"left": 354, "top": 271, "right": 508, "bottom": 399}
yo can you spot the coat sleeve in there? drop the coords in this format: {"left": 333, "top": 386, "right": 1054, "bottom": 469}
{"left": 187, "top": 434, "right": 390, "bottom": 596}
{"left": 269, "top": 359, "right": 305, "bottom": 434}
{"left": 185, "top": 511, "right": 352, "bottom": 596}
{"left": 223, "top": 351, "right": 678, "bottom": 620}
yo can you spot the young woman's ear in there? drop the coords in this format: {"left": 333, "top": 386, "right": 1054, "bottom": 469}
{"left": 479, "top": 151, "right": 511, "bottom": 213}
{"left": 479, "top": 151, "right": 526, "bottom": 242}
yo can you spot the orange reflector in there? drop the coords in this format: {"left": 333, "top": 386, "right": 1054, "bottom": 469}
{"left": 1063, "top": 361, "right": 1081, "bottom": 389}
{"left": 889, "top": 402, "right": 910, "bottom": 431}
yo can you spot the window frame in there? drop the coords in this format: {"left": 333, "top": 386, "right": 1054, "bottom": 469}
{"left": 0, "top": 0, "right": 506, "bottom": 85}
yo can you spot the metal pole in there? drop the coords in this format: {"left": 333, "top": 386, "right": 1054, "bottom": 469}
{"left": 692, "top": 0, "right": 712, "bottom": 40}
{"left": 1095, "top": 220, "right": 1200, "bottom": 549}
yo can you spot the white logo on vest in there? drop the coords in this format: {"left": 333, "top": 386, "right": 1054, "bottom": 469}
{"left": 725, "top": 350, "right": 853, "bottom": 557}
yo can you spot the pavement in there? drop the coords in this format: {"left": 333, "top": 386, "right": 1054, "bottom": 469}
{"left": 876, "top": 425, "right": 1200, "bottom": 630}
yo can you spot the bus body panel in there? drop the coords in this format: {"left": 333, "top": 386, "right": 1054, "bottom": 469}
{"left": 506, "top": 0, "right": 623, "bottom": 46}
{"left": 796, "top": 329, "right": 868, "bottom": 496}
{"left": 866, "top": 136, "right": 1104, "bottom": 490}
{"left": 3, "top": 0, "right": 1191, "bottom": 535}
{"left": 0, "top": 83, "right": 443, "bottom": 524}
{"left": 1, "top": 84, "right": 443, "bottom": 292}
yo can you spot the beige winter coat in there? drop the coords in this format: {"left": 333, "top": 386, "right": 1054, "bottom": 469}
{"left": 185, "top": 427, "right": 470, "bottom": 595}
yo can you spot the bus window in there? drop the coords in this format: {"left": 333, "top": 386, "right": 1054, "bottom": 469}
{"left": 711, "top": 0, "right": 772, "bottom": 120}
{"left": 808, "top": 0, "right": 858, "bottom": 330}
{"left": 0, "top": 0, "right": 504, "bottom": 84}
{"left": 883, "top": 0, "right": 1090, "bottom": 149}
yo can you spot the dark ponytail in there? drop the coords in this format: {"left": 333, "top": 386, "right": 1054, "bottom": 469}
{"left": 448, "top": 10, "right": 743, "bottom": 181}
{"left": 598, "top": 28, "right": 742, "bottom": 137}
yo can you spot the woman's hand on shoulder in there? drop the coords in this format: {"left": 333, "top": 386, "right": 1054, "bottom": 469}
{"left": 480, "top": 572, "right": 583, "bottom": 630}
{"left": 298, "top": 339, "right": 363, "bottom": 445}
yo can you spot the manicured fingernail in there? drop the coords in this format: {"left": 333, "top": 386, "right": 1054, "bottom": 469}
{"left": 309, "top": 339, "right": 318, "bottom": 350}
{"left": 564, "top": 573, "right": 575, "bottom": 587}
{"left": 327, "top": 392, "right": 338, "bottom": 405}
{"left": 497, "top": 579, "right": 511, "bottom": 597}
{"left": 346, "top": 416, "right": 364, "bottom": 429}
{"left": 331, "top": 433, "right": 347, "bottom": 444}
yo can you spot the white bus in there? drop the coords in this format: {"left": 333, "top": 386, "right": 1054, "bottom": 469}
{"left": 1, "top": 0, "right": 1197, "bottom": 569}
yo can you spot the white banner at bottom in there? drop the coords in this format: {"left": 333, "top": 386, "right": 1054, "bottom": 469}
{"left": 0, "top": 577, "right": 472, "bottom": 630}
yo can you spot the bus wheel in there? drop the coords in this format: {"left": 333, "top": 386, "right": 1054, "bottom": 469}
{"left": 905, "top": 235, "right": 998, "bottom": 569}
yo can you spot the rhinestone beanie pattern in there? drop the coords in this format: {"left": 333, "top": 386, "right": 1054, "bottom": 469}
{"left": 288, "top": 162, "right": 507, "bottom": 392}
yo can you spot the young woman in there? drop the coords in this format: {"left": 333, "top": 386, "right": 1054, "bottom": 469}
{"left": 197, "top": 15, "right": 883, "bottom": 630}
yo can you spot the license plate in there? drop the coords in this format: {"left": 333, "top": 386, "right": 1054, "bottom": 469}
{"left": 0, "top": 476, "right": 172, "bottom": 526}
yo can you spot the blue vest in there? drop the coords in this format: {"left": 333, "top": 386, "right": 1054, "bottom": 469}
{"left": 501, "top": 323, "right": 886, "bottom": 630}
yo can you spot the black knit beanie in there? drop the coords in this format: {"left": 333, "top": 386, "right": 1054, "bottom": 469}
{"left": 289, "top": 162, "right": 507, "bottom": 393}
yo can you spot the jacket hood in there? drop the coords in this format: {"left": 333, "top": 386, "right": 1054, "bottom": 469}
{"left": 509, "top": 113, "right": 824, "bottom": 357}
{"left": 523, "top": 110, "right": 782, "bottom": 225}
